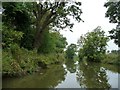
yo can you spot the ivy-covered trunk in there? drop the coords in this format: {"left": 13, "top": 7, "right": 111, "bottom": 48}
{"left": 33, "top": 23, "right": 44, "bottom": 50}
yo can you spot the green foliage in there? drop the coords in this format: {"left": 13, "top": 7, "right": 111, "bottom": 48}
{"left": 108, "top": 26, "right": 120, "bottom": 47}
{"left": 32, "top": 2, "right": 82, "bottom": 31}
{"left": 2, "top": 2, "right": 71, "bottom": 51}
{"left": 53, "top": 32, "right": 68, "bottom": 53}
{"left": 78, "top": 26, "right": 109, "bottom": 62}
{"left": 38, "top": 30, "right": 56, "bottom": 54}
{"left": 3, "top": 51, "right": 23, "bottom": 76}
{"left": 104, "top": 1, "right": 120, "bottom": 47}
{"left": 2, "top": 2, "right": 35, "bottom": 50}
{"left": 101, "top": 63, "right": 120, "bottom": 73}
{"left": 2, "top": 44, "right": 66, "bottom": 76}
{"left": 104, "top": 1, "right": 120, "bottom": 65}
{"left": 78, "top": 48, "right": 84, "bottom": 60}
{"left": 103, "top": 53, "right": 119, "bottom": 65}
{"left": 2, "top": 2, "right": 73, "bottom": 77}
{"left": 38, "top": 31, "right": 67, "bottom": 54}
{"left": 31, "top": 2, "right": 82, "bottom": 49}
{"left": 2, "top": 44, "right": 38, "bottom": 76}
{"left": 2, "top": 25, "right": 23, "bottom": 48}
{"left": 102, "top": 50, "right": 119, "bottom": 65}
{"left": 65, "top": 43, "right": 77, "bottom": 60}
{"left": 104, "top": 1, "right": 120, "bottom": 24}
{"left": 2, "top": 2, "right": 32, "bottom": 29}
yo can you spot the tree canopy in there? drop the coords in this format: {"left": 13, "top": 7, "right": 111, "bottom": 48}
{"left": 65, "top": 43, "right": 77, "bottom": 60}
{"left": 78, "top": 26, "right": 109, "bottom": 62}
{"left": 104, "top": 1, "right": 120, "bottom": 47}
{"left": 32, "top": 1, "right": 83, "bottom": 49}
{"left": 2, "top": 2, "right": 82, "bottom": 51}
{"left": 38, "top": 31, "right": 67, "bottom": 54}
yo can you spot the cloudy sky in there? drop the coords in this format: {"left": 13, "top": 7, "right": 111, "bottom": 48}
{"left": 60, "top": 0, "right": 118, "bottom": 51}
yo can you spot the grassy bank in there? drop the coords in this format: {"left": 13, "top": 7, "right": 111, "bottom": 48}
{"left": 78, "top": 52, "right": 119, "bottom": 66}
{"left": 2, "top": 44, "right": 65, "bottom": 77}
{"left": 102, "top": 53, "right": 119, "bottom": 66}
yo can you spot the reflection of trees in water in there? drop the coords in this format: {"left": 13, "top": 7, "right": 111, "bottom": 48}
{"left": 65, "top": 59, "right": 76, "bottom": 73}
{"left": 3, "top": 65, "right": 66, "bottom": 88}
{"left": 37, "top": 64, "right": 67, "bottom": 88}
{"left": 76, "top": 62, "right": 111, "bottom": 88}
{"left": 101, "top": 64, "right": 120, "bottom": 73}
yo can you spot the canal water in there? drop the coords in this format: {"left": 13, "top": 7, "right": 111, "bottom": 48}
{"left": 2, "top": 61, "right": 120, "bottom": 89}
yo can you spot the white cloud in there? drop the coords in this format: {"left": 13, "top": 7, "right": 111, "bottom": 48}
{"left": 60, "top": 0, "right": 118, "bottom": 51}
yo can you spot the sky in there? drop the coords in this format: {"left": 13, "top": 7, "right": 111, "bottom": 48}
{"left": 60, "top": 0, "right": 118, "bottom": 51}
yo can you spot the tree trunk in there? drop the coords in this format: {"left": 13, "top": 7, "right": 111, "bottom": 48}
{"left": 33, "top": 32, "right": 42, "bottom": 49}
{"left": 33, "top": 6, "right": 54, "bottom": 50}
{"left": 33, "top": 21, "right": 49, "bottom": 50}
{"left": 33, "top": 23, "right": 44, "bottom": 50}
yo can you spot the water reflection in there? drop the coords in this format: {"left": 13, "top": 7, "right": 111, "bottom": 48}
{"left": 76, "top": 62, "right": 111, "bottom": 88}
{"left": 101, "top": 63, "right": 120, "bottom": 73}
{"left": 2, "top": 61, "right": 119, "bottom": 88}
{"left": 65, "top": 59, "right": 76, "bottom": 73}
{"left": 3, "top": 64, "right": 66, "bottom": 88}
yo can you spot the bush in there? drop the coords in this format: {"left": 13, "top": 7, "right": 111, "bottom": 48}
{"left": 3, "top": 45, "right": 39, "bottom": 76}
{"left": 2, "top": 26, "right": 23, "bottom": 49}
{"left": 2, "top": 45, "right": 65, "bottom": 77}
{"left": 2, "top": 51, "right": 23, "bottom": 76}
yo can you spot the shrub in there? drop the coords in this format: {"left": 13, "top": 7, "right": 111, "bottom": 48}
{"left": 2, "top": 45, "right": 65, "bottom": 77}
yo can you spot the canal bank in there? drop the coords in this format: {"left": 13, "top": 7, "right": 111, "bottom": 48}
{"left": 2, "top": 61, "right": 120, "bottom": 88}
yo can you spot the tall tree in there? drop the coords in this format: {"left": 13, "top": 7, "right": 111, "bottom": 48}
{"left": 78, "top": 26, "right": 109, "bottom": 62}
{"left": 3, "top": 2, "right": 83, "bottom": 51}
{"left": 32, "top": 1, "right": 82, "bottom": 49}
{"left": 65, "top": 43, "right": 77, "bottom": 60}
{"left": 104, "top": 1, "right": 120, "bottom": 47}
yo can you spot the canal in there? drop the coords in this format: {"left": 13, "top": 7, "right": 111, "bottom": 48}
{"left": 2, "top": 61, "right": 120, "bottom": 89}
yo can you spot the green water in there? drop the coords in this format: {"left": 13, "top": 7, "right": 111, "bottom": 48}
{"left": 2, "top": 61, "right": 120, "bottom": 88}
